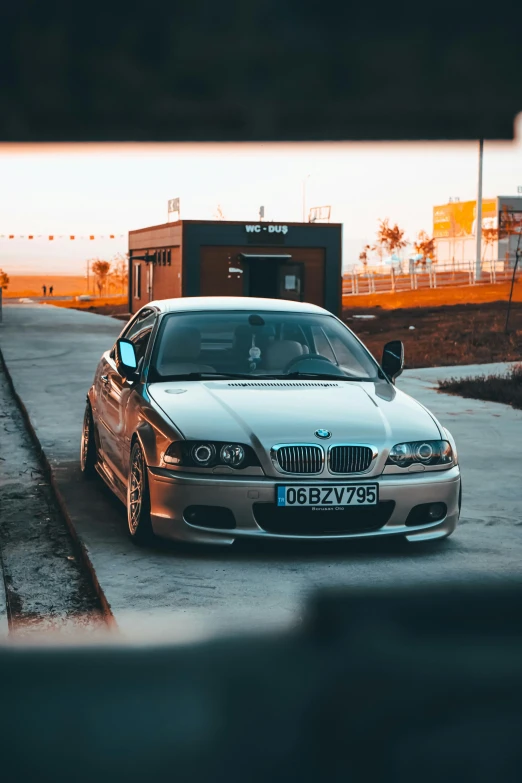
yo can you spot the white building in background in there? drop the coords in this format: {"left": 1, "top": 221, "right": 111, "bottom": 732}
{"left": 433, "top": 195, "right": 522, "bottom": 267}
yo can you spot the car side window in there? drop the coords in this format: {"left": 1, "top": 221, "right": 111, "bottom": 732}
{"left": 132, "top": 329, "right": 153, "bottom": 368}
{"left": 126, "top": 311, "right": 157, "bottom": 369}
{"left": 122, "top": 309, "right": 155, "bottom": 341}
{"left": 111, "top": 309, "right": 156, "bottom": 362}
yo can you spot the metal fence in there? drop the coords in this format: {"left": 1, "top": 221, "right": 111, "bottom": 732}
{"left": 342, "top": 259, "right": 521, "bottom": 297}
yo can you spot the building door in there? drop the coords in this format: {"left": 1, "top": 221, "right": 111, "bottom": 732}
{"left": 242, "top": 254, "right": 303, "bottom": 302}
{"left": 246, "top": 257, "right": 280, "bottom": 298}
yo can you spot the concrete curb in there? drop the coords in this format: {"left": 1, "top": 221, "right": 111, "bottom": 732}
{"left": 0, "top": 348, "right": 117, "bottom": 631}
{"left": 0, "top": 551, "right": 9, "bottom": 639}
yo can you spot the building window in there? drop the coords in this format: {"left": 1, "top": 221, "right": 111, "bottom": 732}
{"left": 134, "top": 264, "right": 142, "bottom": 298}
{"left": 167, "top": 248, "right": 171, "bottom": 266}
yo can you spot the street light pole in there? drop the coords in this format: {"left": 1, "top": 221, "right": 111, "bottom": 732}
{"left": 302, "top": 175, "right": 310, "bottom": 222}
{"left": 475, "top": 139, "right": 484, "bottom": 281}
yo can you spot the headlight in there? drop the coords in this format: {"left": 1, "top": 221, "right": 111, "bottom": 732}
{"left": 164, "top": 441, "right": 258, "bottom": 469}
{"left": 220, "top": 444, "right": 245, "bottom": 467}
{"left": 386, "top": 440, "right": 453, "bottom": 468}
{"left": 192, "top": 443, "right": 216, "bottom": 465}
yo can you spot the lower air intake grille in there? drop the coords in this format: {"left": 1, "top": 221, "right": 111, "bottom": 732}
{"left": 329, "top": 445, "right": 374, "bottom": 473}
{"left": 253, "top": 502, "right": 395, "bottom": 536}
{"left": 274, "top": 445, "right": 323, "bottom": 474}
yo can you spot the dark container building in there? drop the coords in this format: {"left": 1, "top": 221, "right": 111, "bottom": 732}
{"left": 128, "top": 219, "right": 343, "bottom": 315}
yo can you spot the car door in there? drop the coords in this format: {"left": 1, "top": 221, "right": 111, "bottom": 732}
{"left": 97, "top": 308, "right": 157, "bottom": 481}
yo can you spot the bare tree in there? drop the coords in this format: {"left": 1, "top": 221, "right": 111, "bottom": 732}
{"left": 481, "top": 226, "right": 498, "bottom": 261}
{"left": 372, "top": 218, "right": 390, "bottom": 263}
{"left": 109, "top": 253, "right": 129, "bottom": 295}
{"left": 385, "top": 222, "right": 408, "bottom": 259}
{"left": 0, "top": 269, "right": 9, "bottom": 290}
{"left": 373, "top": 218, "right": 408, "bottom": 266}
{"left": 358, "top": 244, "right": 371, "bottom": 271}
{"left": 91, "top": 259, "right": 111, "bottom": 297}
{"left": 414, "top": 231, "right": 437, "bottom": 269}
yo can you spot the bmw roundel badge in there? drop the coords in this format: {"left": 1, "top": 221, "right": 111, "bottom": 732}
{"left": 315, "top": 429, "right": 331, "bottom": 439}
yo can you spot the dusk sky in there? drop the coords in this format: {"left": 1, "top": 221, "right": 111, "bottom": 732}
{"left": 2, "top": 115, "right": 522, "bottom": 275}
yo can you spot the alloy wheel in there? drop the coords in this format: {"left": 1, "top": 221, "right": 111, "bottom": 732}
{"left": 128, "top": 447, "right": 144, "bottom": 534}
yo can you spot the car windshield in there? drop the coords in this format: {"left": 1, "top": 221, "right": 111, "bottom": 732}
{"left": 148, "top": 310, "right": 381, "bottom": 381}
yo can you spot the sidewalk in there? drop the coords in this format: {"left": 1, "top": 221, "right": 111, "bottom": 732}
{"left": 0, "top": 559, "right": 8, "bottom": 639}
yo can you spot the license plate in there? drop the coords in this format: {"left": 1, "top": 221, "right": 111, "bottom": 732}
{"left": 277, "top": 484, "right": 378, "bottom": 508}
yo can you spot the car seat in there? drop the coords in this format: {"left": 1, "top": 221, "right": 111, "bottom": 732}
{"left": 156, "top": 325, "right": 215, "bottom": 375}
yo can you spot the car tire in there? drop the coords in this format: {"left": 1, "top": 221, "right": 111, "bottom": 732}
{"left": 80, "top": 402, "right": 97, "bottom": 478}
{"left": 127, "top": 441, "right": 154, "bottom": 545}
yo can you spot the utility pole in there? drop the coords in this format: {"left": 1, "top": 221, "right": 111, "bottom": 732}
{"left": 86, "top": 258, "right": 90, "bottom": 293}
{"left": 475, "top": 139, "right": 484, "bottom": 281}
{"left": 302, "top": 175, "right": 310, "bottom": 222}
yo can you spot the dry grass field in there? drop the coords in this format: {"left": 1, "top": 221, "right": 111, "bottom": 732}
{"left": 343, "top": 280, "right": 522, "bottom": 310}
{"left": 4, "top": 275, "right": 91, "bottom": 297}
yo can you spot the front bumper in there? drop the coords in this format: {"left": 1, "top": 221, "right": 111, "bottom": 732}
{"left": 148, "top": 465, "right": 461, "bottom": 545}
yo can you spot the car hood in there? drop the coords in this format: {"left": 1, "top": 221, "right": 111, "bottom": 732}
{"left": 148, "top": 380, "right": 441, "bottom": 449}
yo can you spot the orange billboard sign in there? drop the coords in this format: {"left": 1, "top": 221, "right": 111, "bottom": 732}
{"left": 433, "top": 199, "right": 497, "bottom": 238}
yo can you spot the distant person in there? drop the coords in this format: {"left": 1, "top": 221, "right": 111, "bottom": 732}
{"left": 49, "top": 285, "right": 54, "bottom": 296}
{"left": 42, "top": 284, "right": 47, "bottom": 296}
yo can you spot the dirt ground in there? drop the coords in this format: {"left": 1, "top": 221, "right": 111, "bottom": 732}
{"left": 345, "top": 300, "right": 522, "bottom": 369}
{"left": 51, "top": 297, "right": 128, "bottom": 316}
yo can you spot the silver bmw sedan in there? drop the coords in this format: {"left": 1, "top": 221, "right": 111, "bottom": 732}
{"left": 81, "top": 297, "right": 461, "bottom": 545}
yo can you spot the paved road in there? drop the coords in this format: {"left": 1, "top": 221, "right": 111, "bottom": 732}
{"left": 1, "top": 304, "right": 521, "bottom": 641}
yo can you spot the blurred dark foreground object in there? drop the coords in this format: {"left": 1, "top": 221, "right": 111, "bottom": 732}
{"left": 1, "top": 2, "right": 521, "bottom": 141}
{"left": 2, "top": 582, "right": 522, "bottom": 783}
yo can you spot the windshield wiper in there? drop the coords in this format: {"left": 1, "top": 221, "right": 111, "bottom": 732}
{"left": 154, "top": 371, "right": 372, "bottom": 382}
{"left": 282, "top": 372, "right": 370, "bottom": 381}
{"left": 156, "top": 372, "right": 275, "bottom": 381}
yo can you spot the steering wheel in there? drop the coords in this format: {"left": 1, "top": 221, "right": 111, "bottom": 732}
{"left": 283, "top": 353, "right": 336, "bottom": 372}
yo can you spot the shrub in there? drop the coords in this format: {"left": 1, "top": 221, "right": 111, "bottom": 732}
{"left": 438, "top": 364, "right": 522, "bottom": 409}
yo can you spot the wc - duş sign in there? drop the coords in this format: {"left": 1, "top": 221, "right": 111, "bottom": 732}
{"left": 244, "top": 224, "right": 288, "bottom": 234}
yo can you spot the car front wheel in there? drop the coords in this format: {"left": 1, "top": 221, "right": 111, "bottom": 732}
{"left": 127, "top": 441, "right": 154, "bottom": 544}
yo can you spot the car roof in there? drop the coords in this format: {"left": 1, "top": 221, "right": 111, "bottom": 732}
{"left": 147, "top": 296, "right": 331, "bottom": 315}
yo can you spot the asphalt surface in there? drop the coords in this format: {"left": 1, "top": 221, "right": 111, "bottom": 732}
{"left": 0, "top": 304, "right": 521, "bottom": 641}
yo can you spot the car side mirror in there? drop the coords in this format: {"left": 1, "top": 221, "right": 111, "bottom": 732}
{"left": 381, "top": 340, "right": 404, "bottom": 383}
{"left": 115, "top": 338, "right": 139, "bottom": 379}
